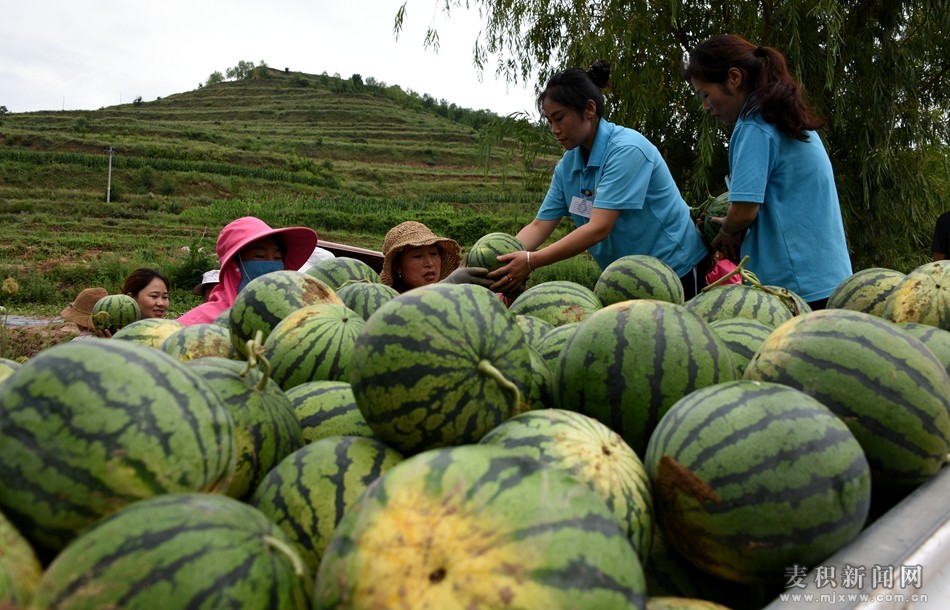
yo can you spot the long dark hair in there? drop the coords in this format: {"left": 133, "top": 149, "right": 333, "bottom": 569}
{"left": 537, "top": 60, "right": 610, "bottom": 118}
{"left": 124, "top": 268, "right": 170, "bottom": 296}
{"left": 684, "top": 34, "right": 822, "bottom": 141}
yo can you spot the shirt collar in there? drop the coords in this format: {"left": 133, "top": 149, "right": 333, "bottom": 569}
{"left": 572, "top": 117, "right": 611, "bottom": 171}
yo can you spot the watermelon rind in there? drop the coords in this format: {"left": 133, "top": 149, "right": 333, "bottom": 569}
{"left": 743, "top": 309, "right": 950, "bottom": 492}
{"left": 0, "top": 340, "right": 236, "bottom": 553}
{"left": 645, "top": 380, "right": 871, "bottom": 585}
{"left": 464, "top": 232, "right": 525, "bottom": 272}
{"left": 480, "top": 408, "right": 654, "bottom": 563}
{"left": 0, "top": 509, "right": 42, "bottom": 606}
{"left": 509, "top": 280, "right": 603, "bottom": 327}
{"left": 284, "top": 380, "right": 375, "bottom": 443}
{"left": 555, "top": 299, "right": 737, "bottom": 456}
{"left": 306, "top": 257, "right": 380, "bottom": 290}
{"left": 30, "top": 493, "right": 313, "bottom": 609}
{"left": 229, "top": 270, "right": 342, "bottom": 357}
{"left": 882, "top": 260, "right": 950, "bottom": 330}
{"left": 187, "top": 356, "right": 303, "bottom": 500}
{"left": 91, "top": 293, "right": 141, "bottom": 334}
{"left": 827, "top": 267, "right": 906, "bottom": 317}
{"left": 250, "top": 435, "right": 404, "bottom": 574}
{"left": 594, "top": 254, "right": 685, "bottom": 306}
{"left": 349, "top": 283, "right": 533, "bottom": 455}
{"left": 314, "top": 444, "right": 647, "bottom": 609}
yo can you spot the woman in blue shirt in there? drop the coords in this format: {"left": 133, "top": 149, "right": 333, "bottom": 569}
{"left": 492, "top": 61, "right": 711, "bottom": 300}
{"left": 684, "top": 34, "right": 852, "bottom": 309}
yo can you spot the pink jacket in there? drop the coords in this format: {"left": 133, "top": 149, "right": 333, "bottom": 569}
{"left": 177, "top": 217, "right": 317, "bottom": 326}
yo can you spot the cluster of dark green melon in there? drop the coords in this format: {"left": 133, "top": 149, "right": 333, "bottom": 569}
{"left": 1, "top": 250, "right": 948, "bottom": 610}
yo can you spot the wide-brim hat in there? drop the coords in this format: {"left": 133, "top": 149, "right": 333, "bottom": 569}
{"left": 379, "top": 221, "right": 461, "bottom": 286}
{"left": 216, "top": 216, "right": 318, "bottom": 272}
{"left": 59, "top": 287, "right": 108, "bottom": 328}
{"left": 191, "top": 269, "right": 220, "bottom": 295}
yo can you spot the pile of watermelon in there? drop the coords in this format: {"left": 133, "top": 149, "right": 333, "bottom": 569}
{"left": 1, "top": 255, "right": 948, "bottom": 610}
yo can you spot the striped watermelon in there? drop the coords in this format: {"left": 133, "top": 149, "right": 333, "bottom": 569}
{"left": 265, "top": 303, "right": 365, "bottom": 391}
{"left": 30, "top": 493, "right": 312, "bottom": 609}
{"left": 534, "top": 321, "right": 581, "bottom": 372}
{"left": 645, "top": 380, "right": 871, "bottom": 584}
{"left": 516, "top": 314, "right": 555, "bottom": 351}
{"left": 0, "top": 509, "right": 42, "bottom": 606}
{"left": 213, "top": 307, "right": 231, "bottom": 327}
{"left": 0, "top": 340, "right": 236, "bottom": 552}
{"left": 555, "top": 299, "right": 737, "bottom": 456}
{"left": 336, "top": 281, "right": 399, "bottom": 321}
{"left": 685, "top": 284, "right": 794, "bottom": 328}
{"left": 882, "top": 260, "right": 950, "bottom": 329}
{"left": 465, "top": 232, "right": 524, "bottom": 272}
{"left": 526, "top": 347, "right": 555, "bottom": 410}
{"left": 480, "top": 408, "right": 654, "bottom": 562}
{"left": 698, "top": 191, "right": 731, "bottom": 244}
{"left": 314, "top": 444, "right": 647, "bottom": 609}
{"left": 187, "top": 356, "right": 303, "bottom": 500}
{"left": 826, "top": 267, "right": 906, "bottom": 316}
{"left": 708, "top": 317, "right": 773, "bottom": 377}
{"left": 284, "top": 380, "right": 374, "bottom": 443}
{"left": 743, "top": 309, "right": 950, "bottom": 492}
{"left": 249, "top": 435, "right": 404, "bottom": 574}
{"left": 305, "top": 256, "right": 380, "bottom": 290}
{"left": 91, "top": 293, "right": 141, "bottom": 334}
{"left": 111, "top": 317, "right": 183, "bottom": 348}
{"left": 899, "top": 322, "right": 950, "bottom": 376}
{"left": 160, "top": 322, "right": 235, "bottom": 361}
{"left": 229, "top": 270, "right": 342, "bottom": 357}
{"left": 0, "top": 358, "right": 20, "bottom": 383}
{"left": 509, "top": 280, "right": 603, "bottom": 326}
{"left": 349, "top": 283, "right": 533, "bottom": 455}
{"left": 594, "top": 254, "right": 685, "bottom": 306}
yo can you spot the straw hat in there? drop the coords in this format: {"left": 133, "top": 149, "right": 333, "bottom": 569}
{"left": 59, "top": 287, "right": 108, "bottom": 328}
{"left": 379, "top": 221, "right": 461, "bottom": 286}
{"left": 192, "top": 269, "right": 220, "bottom": 295}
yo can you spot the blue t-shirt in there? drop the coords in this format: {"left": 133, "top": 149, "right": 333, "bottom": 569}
{"left": 728, "top": 113, "right": 852, "bottom": 301}
{"left": 536, "top": 119, "right": 707, "bottom": 276}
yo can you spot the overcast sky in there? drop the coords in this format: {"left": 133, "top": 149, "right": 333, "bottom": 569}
{"left": 1, "top": 0, "right": 539, "bottom": 117}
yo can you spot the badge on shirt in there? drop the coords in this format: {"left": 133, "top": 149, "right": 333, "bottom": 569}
{"left": 569, "top": 195, "right": 594, "bottom": 218}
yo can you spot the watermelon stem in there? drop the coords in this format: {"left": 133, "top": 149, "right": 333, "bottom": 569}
{"left": 262, "top": 534, "right": 307, "bottom": 578}
{"left": 705, "top": 255, "right": 750, "bottom": 290}
{"left": 242, "top": 330, "right": 272, "bottom": 392}
{"left": 477, "top": 359, "right": 522, "bottom": 411}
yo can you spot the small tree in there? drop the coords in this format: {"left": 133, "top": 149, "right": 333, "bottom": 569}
{"left": 225, "top": 60, "right": 255, "bottom": 81}
{"left": 0, "top": 106, "right": 8, "bottom": 115}
{"left": 206, "top": 71, "right": 225, "bottom": 86}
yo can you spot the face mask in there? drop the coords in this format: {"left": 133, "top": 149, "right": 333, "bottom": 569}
{"left": 238, "top": 259, "right": 284, "bottom": 291}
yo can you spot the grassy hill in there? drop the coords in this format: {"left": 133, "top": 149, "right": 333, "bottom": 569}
{"left": 0, "top": 69, "right": 568, "bottom": 325}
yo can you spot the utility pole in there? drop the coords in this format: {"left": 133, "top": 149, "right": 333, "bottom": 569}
{"left": 106, "top": 146, "right": 114, "bottom": 202}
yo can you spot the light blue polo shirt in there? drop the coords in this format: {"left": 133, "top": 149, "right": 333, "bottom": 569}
{"left": 537, "top": 119, "right": 707, "bottom": 276}
{"left": 728, "top": 113, "right": 852, "bottom": 301}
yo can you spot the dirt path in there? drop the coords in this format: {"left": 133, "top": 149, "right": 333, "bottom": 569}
{"left": 2, "top": 316, "right": 77, "bottom": 361}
